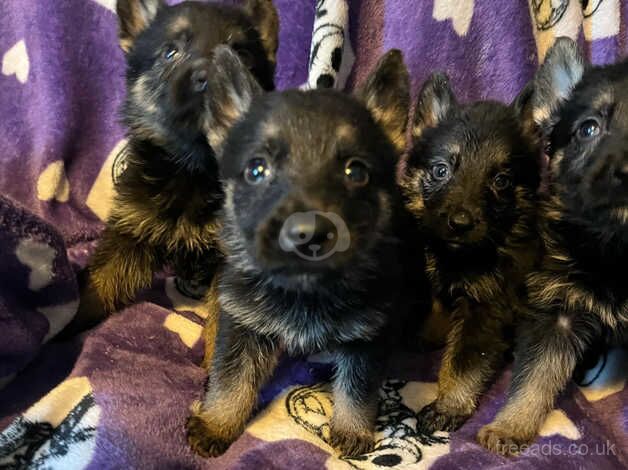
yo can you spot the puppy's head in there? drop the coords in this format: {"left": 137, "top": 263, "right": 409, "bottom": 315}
{"left": 216, "top": 50, "right": 410, "bottom": 289}
{"left": 531, "top": 37, "right": 628, "bottom": 229}
{"left": 402, "top": 74, "right": 540, "bottom": 252}
{"left": 117, "top": 0, "right": 278, "bottom": 169}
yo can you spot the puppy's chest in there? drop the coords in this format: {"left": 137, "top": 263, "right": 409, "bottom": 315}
{"left": 113, "top": 169, "right": 222, "bottom": 252}
{"left": 219, "top": 280, "right": 388, "bottom": 355}
{"left": 533, "top": 242, "right": 628, "bottom": 328}
{"left": 426, "top": 250, "right": 522, "bottom": 309}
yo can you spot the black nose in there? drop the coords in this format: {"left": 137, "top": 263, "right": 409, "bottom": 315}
{"left": 614, "top": 162, "right": 628, "bottom": 184}
{"left": 191, "top": 68, "right": 208, "bottom": 93}
{"left": 281, "top": 218, "right": 328, "bottom": 247}
{"left": 278, "top": 213, "right": 337, "bottom": 255}
{"left": 449, "top": 210, "right": 474, "bottom": 232}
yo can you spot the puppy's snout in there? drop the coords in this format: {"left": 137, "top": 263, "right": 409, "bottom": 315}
{"left": 279, "top": 213, "right": 336, "bottom": 253}
{"left": 613, "top": 162, "right": 628, "bottom": 184}
{"left": 191, "top": 68, "right": 208, "bottom": 93}
{"left": 448, "top": 209, "right": 474, "bottom": 233}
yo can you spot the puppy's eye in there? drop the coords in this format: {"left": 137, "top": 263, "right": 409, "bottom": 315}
{"left": 577, "top": 118, "right": 601, "bottom": 141}
{"left": 493, "top": 173, "right": 511, "bottom": 190}
{"left": 164, "top": 45, "right": 179, "bottom": 61}
{"left": 431, "top": 163, "right": 449, "bottom": 181}
{"left": 344, "top": 158, "right": 370, "bottom": 187}
{"left": 244, "top": 158, "right": 271, "bottom": 185}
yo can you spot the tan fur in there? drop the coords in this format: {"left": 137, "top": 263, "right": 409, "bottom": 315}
{"left": 200, "top": 277, "right": 221, "bottom": 370}
{"left": 89, "top": 229, "right": 155, "bottom": 311}
{"left": 110, "top": 197, "right": 220, "bottom": 253}
{"left": 329, "top": 388, "right": 377, "bottom": 456}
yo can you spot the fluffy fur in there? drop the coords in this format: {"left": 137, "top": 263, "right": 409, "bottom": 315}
{"left": 87, "top": 0, "right": 278, "bottom": 313}
{"left": 401, "top": 73, "right": 542, "bottom": 433}
{"left": 478, "top": 37, "right": 628, "bottom": 456}
{"left": 186, "top": 49, "right": 427, "bottom": 458}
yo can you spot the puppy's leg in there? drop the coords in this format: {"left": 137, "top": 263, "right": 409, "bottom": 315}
{"left": 187, "top": 314, "right": 279, "bottom": 457}
{"left": 478, "top": 311, "right": 594, "bottom": 455}
{"left": 200, "top": 277, "right": 221, "bottom": 370}
{"left": 417, "top": 299, "right": 510, "bottom": 433}
{"left": 89, "top": 227, "right": 155, "bottom": 311}
{"left": 329, "top": 343, "right": 382, "bottom": 456}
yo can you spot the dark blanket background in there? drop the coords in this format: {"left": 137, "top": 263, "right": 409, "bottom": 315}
{"left": 0, "top": 0, "right": 626, "bottom": 468}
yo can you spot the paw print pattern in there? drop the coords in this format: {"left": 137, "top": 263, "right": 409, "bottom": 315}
{"left": 305, "top": 0, "right": 354, "bottom": 90}
{"left": 286, "top": 380, "right": 449, "bottom": 468}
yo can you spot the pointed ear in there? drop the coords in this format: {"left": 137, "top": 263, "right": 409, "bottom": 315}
{"left": 116, "top": 0, "right": 165, "bottom": 53}
{"left": 205, "top": 46, "right": 263, "bottom": 159}
{"left": 511, "top": 80, "right": 541, "bottom": 143}
{"left": 531, "top": 37, "right": 585, "bottom": 131}
{"left": 243, "top": 0, "right": 280, "bottom": 66}
{"left": 358, "top": 49, "right": 410, "bottom": 154}
{"left": 412, "top": 72, "right": 457, "bottom": 140}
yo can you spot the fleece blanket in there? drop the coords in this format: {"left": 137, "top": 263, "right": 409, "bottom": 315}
{"left": 1, "top": 0, "right": 627, "bottom": 468}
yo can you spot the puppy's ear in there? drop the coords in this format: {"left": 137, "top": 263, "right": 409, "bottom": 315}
{"left": 511, "top": 80, "right": 540, "bottom": 144}
{"left": 358, "top": 49, "right": 410, "bottom": 154}
{"left": 116, "top": 0, "right": 165, "bottom": 53}
{"left": 243, "top": 0, "right": 280, "bottom": 66}
{"left": 412, "top": 72, "right": 456, "bottom": 140}
{"left": 531, "top": 37, "right": 585, "bottom": 131}
{"left": 205, "top": 46, "right": 263, "bottom": 159}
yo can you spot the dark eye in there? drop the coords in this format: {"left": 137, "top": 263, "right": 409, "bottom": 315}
{"left": 493, "top": 173, "right": 511, "bottom": 190}
{"left": 164, "top": 45, "right": 178, "bottom": 61}
{"left": 244, "top": 158, "right": 270, "bottom": 185}
{"left": 344, "top": 158, "right": 370, "bottom": 186}
{"left": 577, "top": 118, "right": 601, "bottom": 141}
{"left": 431, "top": 163, "right": 449, "bottom": 181}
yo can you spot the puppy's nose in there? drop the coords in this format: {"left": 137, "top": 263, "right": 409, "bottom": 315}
{"left": 614, "top": 162, "right": 628, "bottom": 184}
{"left": 279, "top": 214, "right": 336, "bottom": 253}
{"left": 280, "top": 219, "right": 326, "bottom": 247}
{"left": 191, "top": 68, "right": 208, "bottom": 93}
{"left": 449, "top": 210, "right": 474, "bottom": 232}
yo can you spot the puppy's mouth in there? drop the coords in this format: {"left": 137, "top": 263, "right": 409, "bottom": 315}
{"left": 445, "top": 240, "right": 464, "bottom": 250}
{"left": 265, "top": 267, "right": 329, "bottom": 290}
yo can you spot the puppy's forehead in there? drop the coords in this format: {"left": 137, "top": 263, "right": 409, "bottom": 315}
{"left": 259, "top": 94, "right": 369, "bottom": 154}
{"left": 162, "top": 4, "right": 250, "bottom": 43}
{"left": 430, "top": 116, "right": 517, "bottom": 167}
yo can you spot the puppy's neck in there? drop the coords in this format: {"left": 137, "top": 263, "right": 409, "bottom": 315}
{"left": 129, "top": 136, "right": 216, "bottom": 176}
{"left": 551, "top": 214, "right": 627, "bottom": 271}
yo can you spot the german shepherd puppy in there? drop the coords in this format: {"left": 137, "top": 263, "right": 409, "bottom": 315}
{"left": 401, "top": 74, "right": 541, "bottom": 433}
{"left": 89, "top": 0, "right": 278, "bottom": 311}
{"left": 479, "top": 37, "right": 627, "bottom": 455}
{"left": 186, "top": 49, "right": 419, "bottom": 457}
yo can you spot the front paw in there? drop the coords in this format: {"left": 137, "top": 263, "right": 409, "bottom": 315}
{"left": 186, "top": 405, "right": 234, "bottom": 458}
{"left": 477, "top": 422, "right": 534, "bottom": 456}
{"left": 329, "top": 422, "right": 374, "bottom": 457}
{"left": 416, "top": 401, "right": 470, "bottom": 433}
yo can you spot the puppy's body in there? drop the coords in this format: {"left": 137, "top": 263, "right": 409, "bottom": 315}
{"left": 88, "top": 0, "right": 278, "bottom": 312}
{"left": 479, "top": 39, "right": 628, "bottom": 455}
{"left": 402, "top": 75, "right": 541, "bottom": 432}
{"left": 186, "top": 49, "right": 425, "bottom": 458}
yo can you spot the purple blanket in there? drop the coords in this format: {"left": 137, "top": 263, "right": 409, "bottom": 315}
{"left": 1, "top": 0, "right": 626, "bottom": 468}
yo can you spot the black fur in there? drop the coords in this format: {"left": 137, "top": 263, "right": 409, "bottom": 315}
{"left": 187, "top": 50, "right": 427, "bottom": 458}
{"left": 479, "top": 37, "right": 628, "bottom": 455}
{"left": 402, "top": 72, "right": 541, "bottom": 433}
{"left": 81, "top": 0, "right": 278, "bottom": 317}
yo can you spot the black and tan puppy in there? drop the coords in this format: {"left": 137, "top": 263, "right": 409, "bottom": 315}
{"left": 479, "top": 37, "right": 628, "bottom": 455}
{"left": 186, "top": 49, "right": 418, "bottom": 457}
{"left": 401, "top": 74, "right": 542, "bottom": 433}
{"left": 89, "top": 0, "right": 278, "bottom": 311}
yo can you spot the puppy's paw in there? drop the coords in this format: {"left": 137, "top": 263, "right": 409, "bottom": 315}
{"left": 329, "top": 424, "right": 374, "bottom": 457}
{"left": 416, "top": 401, "right": 470, "bottom": 433}
{"left": 186, "top": 403, "right": 234, "bottom": 458}
{"left": 477, "top": 422, "right": 533, "bottom": 456}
